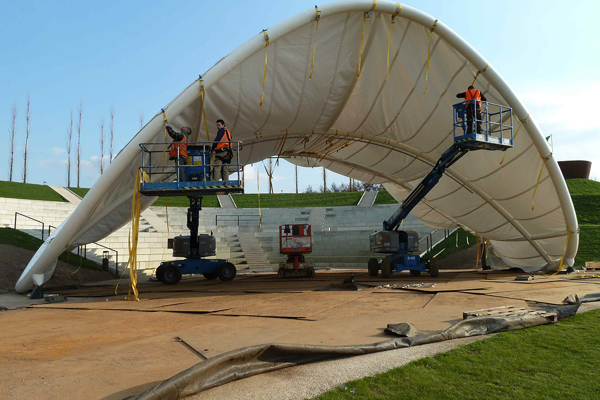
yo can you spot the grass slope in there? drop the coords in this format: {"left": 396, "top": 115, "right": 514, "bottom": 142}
{"left": 421, "top": 228, "right": 477, "bottom": 262}
{"left": 0, "top": 180, "right": 65, "bottom": 202}
{"left": 0, "top": 227, "right": 102, "bottom": 271}
{"left": 566, "top": 179, "right": 600, "bottom": 265}
{"left": 314, "top": 308, "right": 600, "bottom": 400}
{"left": 374, "top": 190, "right": 398, "bottom": 205}
{"left": 232, "top": 192, "right": 363, "bottom": 208}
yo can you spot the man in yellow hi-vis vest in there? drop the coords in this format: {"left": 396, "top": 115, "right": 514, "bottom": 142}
{"left": 212, "top": 119, "right": 233, "bottom": 181}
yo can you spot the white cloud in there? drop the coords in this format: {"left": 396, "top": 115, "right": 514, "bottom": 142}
{"left": 51, "top": 147, "right": 65, "bottom": 155}
{"left": 519, "top": 83, "right": 600, "bottom": 131}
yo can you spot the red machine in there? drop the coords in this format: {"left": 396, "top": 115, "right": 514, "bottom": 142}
{"left": 278, "top": 224, "right": 314, "bottom": 278}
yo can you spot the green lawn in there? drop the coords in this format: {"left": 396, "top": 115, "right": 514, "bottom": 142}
{"left": 232, "top": 192, "right": 363, "bottom": 208}
{"left": 67, "top": 187, "right": 89, "bottom": 198}
{"left": 314, "top": 308, "right": 600, "bottom": 400}
{"left": 421, "top": 228, "right": 477, "bottom": 262}
{"left": 0, "top": 180, "right": 65, "bottom": 202}
{"left": 565, "top": 179, "right": 600, "bottom": 265}
{"left": 0, "top": 227, "right": 103, "bottom": 271}
{"left": 374, "top": 190, "right": 399, "bottom": 205}
{"left": 151, "top": 195, "right": 220, "bottom": 208}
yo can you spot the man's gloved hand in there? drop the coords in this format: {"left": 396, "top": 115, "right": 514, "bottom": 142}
{"left": 165, "top": 123, "right": 171, "bottom": 129}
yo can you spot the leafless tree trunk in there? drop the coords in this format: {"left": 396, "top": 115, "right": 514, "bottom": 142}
{"left": 9, "top": 104, "right": 17, "bottom": 182}
{"left": 99, "top": 117, "right": 105, "bottom": 175}
{"left": 22, "top": 95, "right": 30, "bottom": 183}
{"left": 66, "top": 109, "right": 73, "bottom": 187}
{"left": 139, "top": 112, "right": 144, "bottom": 130}
{"left": 109, "top": 106, "right": 115, "bottom": 163}
{"left": 77, "top": 100, "right": 83, "bottom": 187}
{"left": 323, "top": 167, "right": 327, "bottom": 193}
{"left": 295, "top": 165, "right": 298, "bottom": 194}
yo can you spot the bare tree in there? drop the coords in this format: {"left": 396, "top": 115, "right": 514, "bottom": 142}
{"left": 9, "top": 104, "right": 17, "bottom": 182}
{"left": 109, "top": 106, "right": 115, "bottom": 163}
{"left": 66, "top": 109, "right": 73, "bottom": 187}
{"left": 295, "top": 165, "right": 298, "bottom": 194}
{"left": 22, "top": 95, "right": 30, "bottom": 183}
{"left": 322, "top": 167, "right": 327, "bottom": 193}
{"left": 77, "top": 100, "right": 83, "bottom": 187}
{"left": 99, "top": 117, "right": 105, "bottom": 175}
{"left": 139, "top": 112, "right": 144, "bottom": 130}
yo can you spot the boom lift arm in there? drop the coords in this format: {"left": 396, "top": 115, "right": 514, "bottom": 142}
{"left": 383, "top": 144, "right": 468, "bottom": 231}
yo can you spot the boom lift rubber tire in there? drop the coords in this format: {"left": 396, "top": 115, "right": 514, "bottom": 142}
{"left": 162, "top": 265, "right": 182, "bottom": 285}
{"left": 381, "top": 258, "right": 392, "bottom": 279}
{"left": 410, "top": 269, "right": 421, "bottom": 277}
{"left": 217, "top": 262, "right": 237, "bottom": 281}
{"left": 155, "top": 265, "right": 166, "bottom": 283}
{"left": 368, "top": 258, "right": 379, "bottom": 277}
{"left": 429, "top": 261, "right": 439, "bottom": 278}
{"left": 203, "top": 272, "right": 218, "bottom": 280}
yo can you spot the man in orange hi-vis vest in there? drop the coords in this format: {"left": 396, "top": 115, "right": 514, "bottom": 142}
{"left": 456, "top": 85, "right": 487, "bottom": 134}
{"left": 166, "top": 125, "right": 191, "bottom": 181}
{"left": 211, "top": 119, "right": 233, "bottom": 181}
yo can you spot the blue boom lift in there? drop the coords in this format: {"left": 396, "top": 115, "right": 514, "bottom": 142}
{"left": 368, "top": 100, "right": 514, "bottom": 278}
{"left": 139, "top": 141, "right": 244, "bottom": 285}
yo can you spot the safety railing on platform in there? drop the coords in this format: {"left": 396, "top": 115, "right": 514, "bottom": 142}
{"left": 453, "top": 101, "right": 513, "bottom": 145}
{"left": 14, "top": 213, "right": 120, "bottom": 274}
{"left": 139, "top": 141, "right": 243, "bottom": 183}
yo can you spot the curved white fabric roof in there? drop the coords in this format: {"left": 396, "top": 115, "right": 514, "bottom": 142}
{"left": 16, "top": 1, "right": 578, "bottom": 293}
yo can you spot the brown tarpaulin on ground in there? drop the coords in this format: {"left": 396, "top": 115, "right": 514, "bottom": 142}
{"left": 130, "top": 305, "right": 578, "bottom": 400}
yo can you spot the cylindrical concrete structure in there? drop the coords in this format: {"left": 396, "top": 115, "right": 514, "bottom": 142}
{"left": 558, "top": 161, "right": 592, "bottom": 179}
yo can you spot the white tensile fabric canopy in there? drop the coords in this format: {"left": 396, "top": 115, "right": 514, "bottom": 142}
{"left": 16, "top": 1, "right": 578, "bottom": 293}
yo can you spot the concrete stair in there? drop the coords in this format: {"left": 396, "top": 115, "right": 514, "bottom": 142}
{"left": 357, "top": 191, "right": 377, "bottom": 207}
{"left": 237, "top": 233, "right": 271, "bottom": 268}
{"left": 217, "top": 194, "right": 236, "bottom": 209}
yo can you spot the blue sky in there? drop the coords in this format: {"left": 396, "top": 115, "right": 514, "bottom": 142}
{"left": 2, "top": 0, "right": 599, "bottom": 192}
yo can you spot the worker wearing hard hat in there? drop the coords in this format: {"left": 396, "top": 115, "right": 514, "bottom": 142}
{"left": 212, "top": 119, "right": 233, "bottom": 181}
{"left": 456, "top": 86, "right": 487, "bottom": 134}
{"left": 166, "top": 124, "right": 191, "bottom": 181}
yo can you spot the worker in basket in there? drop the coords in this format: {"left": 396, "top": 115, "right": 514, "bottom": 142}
{"left": 166, "top": 124, "right": 191, "bottom": 181}
{"left": 212, "top": 119, "right": 233, "bottom": 181}
{"left": 456, "top": 85, "right": 487, "bottom": 134}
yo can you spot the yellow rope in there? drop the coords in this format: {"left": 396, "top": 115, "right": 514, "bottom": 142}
{"left": 386, "top": 5, "right": 401, "bottom": 81}
{"left": 260, "top": 30, "right": 270, "bottom": 107}
{"left": 199, "top": 76, "right": 210, "bottom": 141}
{"left": 309, "top": 6, "right": 321, "bottom": 81}
{"left": 275, "top": 130, "right": 289, "bottom": 165}
{"left": 161, "top": 109, "right": 168, "bottom": 168}
{"left": 531, "top": 153, "right": 552, "bottom": 210}
{"left": 357, "top": 2, "right": 377, "bottom": 79}
{"left": 471, "top": 63, "right": 489, "bottom": 87}
{"left": 552, "top": 229, "right": 579, "bottom": 275}
{"left": 423, "top": 19, "right": 438, "bottom": 94}
{"left": 71, "top": 246, "right": 83, "bottom": 275}
{"left": 475, "top": 234, "right": 481, "bottom": 268}
{"left": 257, "top": 166, "right": 262, "bottom": 232}
{"left": 115, "top": 168, "right": 144, "bottom": 301}
{"left": 499, "top": 114, "right": 530, "bottom": 165}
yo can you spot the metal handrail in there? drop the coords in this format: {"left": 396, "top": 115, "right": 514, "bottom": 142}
{"left": 14, "top": 212, "right": 45, "bottom": 241}
{"left": 215, "top": 214, "right": 261, "bottom": 226}
{"left": 17, "top": 218, "right": 121, "bottom": 274}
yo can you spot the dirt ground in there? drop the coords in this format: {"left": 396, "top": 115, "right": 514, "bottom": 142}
{"left": 1, "top": 266, "right": 600, "bottom": 400}
{"left": 0, "top": 244, "right": 115, "bottom": 294}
